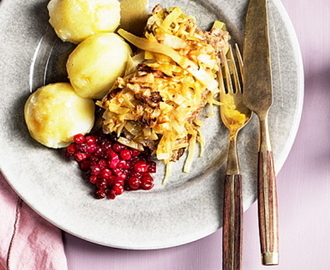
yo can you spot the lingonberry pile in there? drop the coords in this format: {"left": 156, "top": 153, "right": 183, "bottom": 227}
{"left": 65, "top": 131, "right": 156, "bottom": 200}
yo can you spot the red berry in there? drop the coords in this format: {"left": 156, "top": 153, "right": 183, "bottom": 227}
{"left": 119, "top": 149, "right": 132, "bottom": 160}
{"left": 100, "top": 168, "right": 112, "bottom": 180}
{"left": 147, "top": 161, "right": 157, "bottom": 173}
{"left": 73, "top": 134, "right": 86, "bottom": 144}
{"left": 94, "top": 189, "right": 106, "bottom": 199}
{"left": 76, "top": 143, "right": 88, "bottom": 153}
{"left": 86, "top": 143, "right": 97, "bottom": 153}
{"left": 101, "top": 141, "right": 112, "bottom": 150}
{"left": 107, "top": 175, "right": 116, "bottom": 186}
{"left": 74, "top": 152, "right": 87, "bottom": 162}
{"left": 97, "top": 159, "right": 108, "bottom": 169}
{"left": 129, "top": 171, "right": 142, "bottom": 179}
{"left": 121, "top": 161, "right": 131, "bottom": 169}
{"left": 128, "top": 176, "right": 141, "bottom": 190}
{"left": 107, "top": 189, "right": 116, "bottom": 200}
{"left": 133, "top": 160, "right": 148, "bottom": 173}
{"left": 65, "top": 144, "right": 77, "bottom": 157}
{"left": 89, "top": 175, "right": 98, "bottom": 184}
{"left": 116, "top": 172, "right": 127, "bottom": 182}
{"left": 85, "top": 135, "right": 97, "bottom": 145}
{"left": 79, "top": 160, "right": 91, "bottom": 171}
{"left": 108, "top": 156, "right": 119, "bottom": 169}
{"left": 96, "top": 179, "right": 107, "bottom": 189}
{"left": 106, "top": 149, "right": 118, "bottom": 159}
{"left": 112, "top": 168, "right": 123, "bottom": 176}
{"left": 141, "top": 180, "right": 154, "bottom": 190}
{"left": 140, "top": 174, "right": 154, "bottom": 190}
{"left": 131, "top": 149, "right": 141, "bottom": 156}
{"left": 90, "top": 165, "right": 101, "bottom": 175}
{"left": 114, "top": 177, "right": 124, "bottom": 186}
{"left": 112, "top": 184, "right": 124, "bottom": 195}
{"left": 94, "top": 147, "right": 104, "bottom": 157}
{"left": 113, "top": 143, "right": 125, "bottom": 153}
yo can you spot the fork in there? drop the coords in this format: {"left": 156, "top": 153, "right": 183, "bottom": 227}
{"left": 218, "top": 44, "right": 252, "bottom": 270}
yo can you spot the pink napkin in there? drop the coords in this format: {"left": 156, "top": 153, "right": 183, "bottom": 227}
{"left": 0, "top": 172, "right": 67, "bottom": 270}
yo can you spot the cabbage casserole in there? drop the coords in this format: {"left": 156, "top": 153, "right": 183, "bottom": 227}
{"left": 98, "top": 5, "right": 230, "bottom": 181}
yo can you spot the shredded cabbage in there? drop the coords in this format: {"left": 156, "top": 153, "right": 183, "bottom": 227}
{"left": 98, "top": 5, "right": 230, "bottom": 182}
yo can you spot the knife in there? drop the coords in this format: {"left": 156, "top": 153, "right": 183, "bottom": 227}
{"left": 242, "top": 0, "right": 279, "bottom": 266}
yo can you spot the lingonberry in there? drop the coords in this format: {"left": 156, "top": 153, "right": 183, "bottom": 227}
{"left": 89, "top": 175, "right": 98, "bottom": 184}
{"left": 147, "top": 161, "right": 157, "bottom": 173}
{"left": 113, "top": 177, "right": 124, "bottom": 186}
{"left": 65, "top": 131, "right": 156, "bottom": 200}
{"left": 79, "top": 160, "right": 91, "bottom": 171}
{"left": 85, "top": 135, "right": 97, "bottom": 145}
{"left": 96, "top": 179, "right": 108, "bottom": 189}
{"left": 106, "top": 175, "right": 116, "bottom": 186}
{"left": 128, "top": 176, "right": 141, "bottom": 190}
{"left": 73, "top": 133, "right": 86, "bottom": 144}
{"left": 140, "top": 174, "right": 154, "bottom": 190}
{"left": 97, "top": 159, "right": 108, "bottom": 169}
{"left": 108, "top": 156, "right": 120, "bottom": 169}
{"left": 116, "top": 172, "right": 127, "bottom": 182}
{"left": 112, "top": 184, "right": 124, "bottom": 195}
{"left": 76, "top": 143, "right": 88, "bottom": 153}
{"left": 65, "top": 144, "right": 76, "bottom": 158}
{"left": 94, "top": 189, "right": 106, "bottom": 199}
{"left": 86, "top": 143, "right": 97, "bottom": 154}
{"left": 119, "top": 149, "right": 132, "bottom": 160}
{"left": 100, "top": 168, "right": 112, "bottom": 180}
{"left": 131, "top": 149, "right": 141, "bottom": 156}
{"left": 112, "top": 143, "right": 126, "bottom": 153}
{"left": 107, "top": 189, "right": 116, "bottom": 200}
{"left": 74, "top": 152, "right": 87, "bottom": 162}
{"left": 106, "top": 149, "right": 117, "bottom": 159}
{"left": 90, "top": 165, "right": 101, "bottom": 175}
{"left": 133, "top": 160, "right": 148, "bottom": 173}
{"left": 141, "top": 180, "right": 154, "bottom": 190}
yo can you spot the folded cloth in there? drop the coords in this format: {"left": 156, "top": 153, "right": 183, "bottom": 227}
{"left": 0, "top": 172, "right": 68, "bottom": 270}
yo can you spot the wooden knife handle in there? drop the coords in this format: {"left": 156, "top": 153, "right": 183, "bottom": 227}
{"left": 257, "top": 150, "right": 279, "bottom": 265}
{"left": 223, "top": 174, "right": 243, "bottom": 270}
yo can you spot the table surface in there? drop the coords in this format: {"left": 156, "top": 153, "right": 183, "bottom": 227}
{"left": 45, "top": 0, "right": 330, "bottom": 269}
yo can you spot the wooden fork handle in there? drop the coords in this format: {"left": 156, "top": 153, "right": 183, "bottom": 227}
{"left": 258, "top": 150, "right": 279, "bottom": 265}
{"left": 223, "top": 174, "right": 243, "bottom": 270}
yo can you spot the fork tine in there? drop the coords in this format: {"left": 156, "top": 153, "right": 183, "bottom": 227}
{"left": 219, "top": 44, "right": 243, "bottom": 94}
{"left": 227, "top": 44, "right": 243, "bottom": 94}
{"left": 234, "top": 43, "right": 244, "bottom": 89}
{"left": 221, "top": 47, "right": 234, "bottom": 94}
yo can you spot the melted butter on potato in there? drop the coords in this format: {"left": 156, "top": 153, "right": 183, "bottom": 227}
{"left": 24, "top": 82, "right": 95, "bottom": 148}
{"left": 48, "top": 0, "right": 121, "bottom": 44}
{"left": 67, "top": 33, "right": 132, "bottom": 99}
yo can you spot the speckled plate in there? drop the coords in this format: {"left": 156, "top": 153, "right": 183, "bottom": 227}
{"left": 0, "top": 0, "right": 303, "bottom": 249}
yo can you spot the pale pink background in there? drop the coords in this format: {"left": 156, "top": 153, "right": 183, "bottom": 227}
{"left": 63, "top": 0, "right": 330, "bottom": 269}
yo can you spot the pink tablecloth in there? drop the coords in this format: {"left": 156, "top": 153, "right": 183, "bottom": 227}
{"left": 63, "top": 0, "right": 330, "bottom": 269}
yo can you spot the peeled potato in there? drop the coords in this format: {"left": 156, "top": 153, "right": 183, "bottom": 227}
{"left": 24, "top": 82, "right": 95, "bottom": 148}
{"left": 67, "top": 33, "right": 132, "bottom": 99}
{"left": 47, "top": 0, "right": 121, "bottom": 44}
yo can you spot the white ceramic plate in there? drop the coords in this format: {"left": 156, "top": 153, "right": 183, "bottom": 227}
{"left": 0, "top": 0, "right": 303, "bottom": 249}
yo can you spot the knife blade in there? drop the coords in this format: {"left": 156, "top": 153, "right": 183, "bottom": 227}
{"left": 242, "top": 0, "right": 279, "bottom": 266}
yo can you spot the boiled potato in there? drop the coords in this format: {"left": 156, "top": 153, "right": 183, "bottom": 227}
{"left": 66, "top": 33, "right": 132, "bottom": 99}
{"left": 47, "top": 0, "right": 121, "bottom": 44}
{"left": 24, "top": 82, "right": 95, "bottom": 148}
